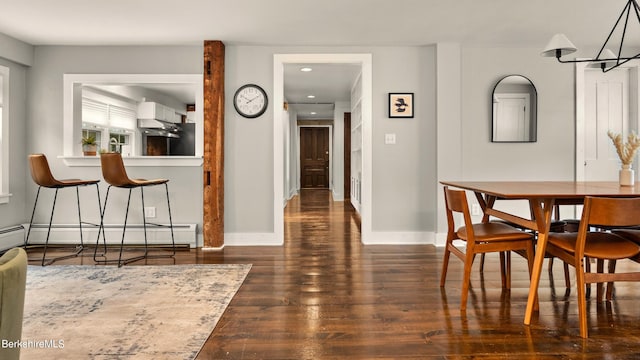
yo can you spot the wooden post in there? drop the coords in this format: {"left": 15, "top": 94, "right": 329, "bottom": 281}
{"left": 203, "top": 40, "right": 225, "bottom": 248}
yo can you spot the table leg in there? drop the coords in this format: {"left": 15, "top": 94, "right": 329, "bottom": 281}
{"left": 524, "top": 198, "right": 554, "bottom": 325}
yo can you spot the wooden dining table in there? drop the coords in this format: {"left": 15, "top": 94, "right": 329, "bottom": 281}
{"left": 439, "top": 180, "right": 640, "bottom": 326}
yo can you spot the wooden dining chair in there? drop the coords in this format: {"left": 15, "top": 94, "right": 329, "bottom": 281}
{"left": 604, "top": 227, "right": 640, "bottom": 299}
{"left": 481, "top": 203, "right": 572, "bottom": 289}
{"left": 545, "top": 196, "right": 640, "bottom": 338}
{"left": 440, "top": 186, "right": 535, "bottom": 311}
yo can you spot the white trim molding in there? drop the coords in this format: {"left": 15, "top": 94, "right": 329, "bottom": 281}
{"left": 224, "top": 232, "right": 283, "bottom": 246}
{"left": 273, "top": 53, "right": 373, "bottom": 245}
{"left": 362, "top": 231, "right": 436, "bottom": 245}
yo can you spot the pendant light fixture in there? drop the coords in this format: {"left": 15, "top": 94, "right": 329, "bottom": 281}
{"left": 541, "top": 0, "right": 640, "bottom": 72}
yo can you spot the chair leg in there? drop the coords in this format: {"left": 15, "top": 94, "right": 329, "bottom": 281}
{"left": 94, "top": 183, "right": 107, "bottom": 255}
{"left": 40, "top": 188, "right": 58, "bottom": 266}
{"left": 525, "top": 240, "right": 538, "bottom": 311}
{"left": 596, "top": 259, "right": 605, "bottom": 301}
{"left": 94, "top": 185, "right": 112, "bottom": 263}
{"left": 499, "top": 252, "right": 507, "bottom": 288}
{"left": 164, "top": 183, "right": 176, "bottom": 257}
{"left": 140, "top": 187, "right": 149, "bottom": 258}
{"left": 585, "top": 257, "right": 591, "bottom": 298}
{"left": 479, "top": 253, "right": 485, "bottom": 272}
{"left": 563, "top": 262, "right": 571, "bottom": 289}
{"left": 577, "top": 257, "right": 589, "bottom": 338}
{"left": 25, "top": 186, "right": 42, "bottom": 247}
{"left": 116, "top": 188, "right": 144, "bottom": 267}
{"left": 460, "top": 251, "right": 475, "bottom": 311}
{"left": 606, "top": 260, "right": 616, "bottom": 301}
{"left": 506, "top": 251, "right": 512, "bottom": 289}
{"left": 94, "top": 184, "right": 176, "bottom": 267}
{"left": 440, "top": 243, "right": 452, "bottom": 287}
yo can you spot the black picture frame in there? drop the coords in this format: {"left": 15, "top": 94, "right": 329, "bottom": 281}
{"left": 389, "top": 93, "right": 414, "bottom": 118}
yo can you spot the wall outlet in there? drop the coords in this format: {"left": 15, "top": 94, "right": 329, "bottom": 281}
{"left": 144, "top": 207, "right": 156, "bottom": 218}
{"left": 471, "top": 204, "right": 481, "bottom": 216}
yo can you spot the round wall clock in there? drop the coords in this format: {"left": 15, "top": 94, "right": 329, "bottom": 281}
{"left": 233, "top": 84, "right": 268, "bottom": 118}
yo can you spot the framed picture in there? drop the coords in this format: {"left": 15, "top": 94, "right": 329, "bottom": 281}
{"left": 389, "top": 93, "right": 414, "bottom": 118}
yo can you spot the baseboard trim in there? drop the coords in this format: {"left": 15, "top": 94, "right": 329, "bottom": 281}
{"left": 224, "top": 232, "right": 283, "bottom": 246}
{"left": 362, "top": 231, "right": 435, "bottom": 245}
{"left": 24, "top": 223, "right": 197, "bottom": 248}
{"left": 223, "top": 231, "right": 436, "bottom": 246}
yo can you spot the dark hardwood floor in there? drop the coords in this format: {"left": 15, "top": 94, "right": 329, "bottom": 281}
{"left": 28, "top": 189, "right": 640, "bottom": 359}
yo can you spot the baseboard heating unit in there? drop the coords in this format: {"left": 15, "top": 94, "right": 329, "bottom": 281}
{"left": 23, "top": 223, "right": 197, "bottom": 248}
{"left": 0, "top": 225, "right": 26, "bottom": 252}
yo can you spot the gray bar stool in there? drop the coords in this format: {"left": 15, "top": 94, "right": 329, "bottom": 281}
{"left": 94, "top": 152, "right": 176, "bottom": 266}
{"left": 25, "top": 154, "right": 101, "bottom": 265}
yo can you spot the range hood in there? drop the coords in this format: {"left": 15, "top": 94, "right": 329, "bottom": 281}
{"left": 138, "top": 119, "right": 181, "bottom": 138}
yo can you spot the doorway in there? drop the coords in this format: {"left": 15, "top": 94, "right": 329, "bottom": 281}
{"left": 273, "top": 53, "right": 372, "bottom": 245}
{"left": 300, "top": 126, "right": 330, "bottom": 188}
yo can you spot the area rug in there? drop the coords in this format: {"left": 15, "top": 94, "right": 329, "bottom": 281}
{"left": 20, "top": 264, "right": 251, "bottom": 359}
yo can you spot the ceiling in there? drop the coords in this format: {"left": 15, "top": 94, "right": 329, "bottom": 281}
{"left": 1, "top": 0, "right": 639, "bottom": 119}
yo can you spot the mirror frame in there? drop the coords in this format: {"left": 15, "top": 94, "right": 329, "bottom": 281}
{"left": 491, "top": 74, "right": 537, "bottom": 143}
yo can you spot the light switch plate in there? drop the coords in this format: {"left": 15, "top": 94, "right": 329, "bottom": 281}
{"left": 385, "top": 133, "right": 396, "bottom": 144}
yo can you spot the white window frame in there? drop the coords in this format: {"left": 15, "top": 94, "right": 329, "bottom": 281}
{"left": 62, "top": 74, "right": 203, "bottom": 167}
{"left": 0, "top": 65, "right": 11, "bottom": 204}
{"left": 81, "top": 96, "right": 137, "bottom": 154}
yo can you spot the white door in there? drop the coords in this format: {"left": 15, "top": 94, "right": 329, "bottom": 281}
{"left": 493, "top": 94, "right": 529, "bottom": 141}
{"left": 582, "top": 68, "right": 630, "bottom": 181}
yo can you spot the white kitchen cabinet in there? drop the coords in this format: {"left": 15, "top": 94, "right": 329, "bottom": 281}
{"left": 138, "top": 102, "right": 165, "bottom": 120}
{"left": 137, "top": 102, "right": 181, "bottom": 122}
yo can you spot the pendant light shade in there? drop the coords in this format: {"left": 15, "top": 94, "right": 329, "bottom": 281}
{"left": 587, "top": 49, "right": 619, "bottom": 69}
{"left": 541, "top": 33, "right": 577, "bottom": 57}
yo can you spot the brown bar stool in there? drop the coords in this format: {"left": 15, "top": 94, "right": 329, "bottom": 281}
{"left": 94, "top": 152, "right": 176, "bottom": 266}
{"left": 25, "top": 154, "right": 101, "bottom": 266}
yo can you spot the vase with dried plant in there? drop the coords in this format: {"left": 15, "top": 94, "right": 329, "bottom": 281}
{"left": 608, "top": 130, "right": 640, "bottom": 186}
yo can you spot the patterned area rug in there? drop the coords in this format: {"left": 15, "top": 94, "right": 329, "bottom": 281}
{"left": 20, "top": 264, "right": 251, "bottom": 359}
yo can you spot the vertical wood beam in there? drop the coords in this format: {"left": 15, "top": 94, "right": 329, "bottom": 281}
{"left": 203, "top": 40, "right": 225, "bottom": 248}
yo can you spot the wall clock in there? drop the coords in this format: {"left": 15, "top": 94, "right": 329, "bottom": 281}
{"left": 233, "top": 84, "right": 268, "bottom": 118}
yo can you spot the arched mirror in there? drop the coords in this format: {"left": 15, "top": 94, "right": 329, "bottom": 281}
{"left": 492, "top": 75, "right": 537, "bottom": 142}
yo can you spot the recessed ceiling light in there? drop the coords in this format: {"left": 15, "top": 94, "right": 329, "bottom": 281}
{"left": 300, "top": 67, "right": 313, "bottom": 72}
{"left": 307, "top": 95, "right": 315, "bottom": 99}
{"left": 310, "top": 112, "right": 317, "bottom": 115}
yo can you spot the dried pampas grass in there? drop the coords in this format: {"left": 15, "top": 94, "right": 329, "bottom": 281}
{"left": 608, "top": 131, "right": 640, "bottom": 166}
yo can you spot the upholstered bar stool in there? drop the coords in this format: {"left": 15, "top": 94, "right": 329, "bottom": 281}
{"left": 25, "top": 154, "right": 101, "bottom": 266}
{"left": 94, "top": 152, "right": 176, "bottom": 266}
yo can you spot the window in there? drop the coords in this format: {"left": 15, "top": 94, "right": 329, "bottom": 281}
{"left": 0, "top": 65, "right": 10, "bottom": 204}
{"left": 81, "top": 94, "right": 137, "bottom": 155}
{"left": 63, "top": 74, "right": 204, "bottom": 163}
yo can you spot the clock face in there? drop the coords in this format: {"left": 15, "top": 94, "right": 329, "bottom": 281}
{"left": 233, "top": 84, "right": 268, "bottom": 118}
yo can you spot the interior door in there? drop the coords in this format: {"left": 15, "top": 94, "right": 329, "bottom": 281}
{"left": 583, "top": 68, "right": 630, "bottom": 181}
{"left": 300, "top": 127, "right": 329, "bottom": 188}
{"left": 493, "top": 94, "right": 529, "bottom": 142}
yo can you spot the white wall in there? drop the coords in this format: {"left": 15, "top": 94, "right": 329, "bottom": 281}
{"left": 0, "top": 40, "right": 581, "bottom": 247}
{"left": 225, "top": 45, "right": 439, "bottom": 244}
{"left": 0, "top": 56, "right": 29, "bottom": 228}
{"left": 460, "top": 46, "right": 575, "bottom": 181}
{"left": 445, "top": 46, "right": 576, "bottom": 226}
{"left": 24, "top": 46, "right": 204, "bottom": 240}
